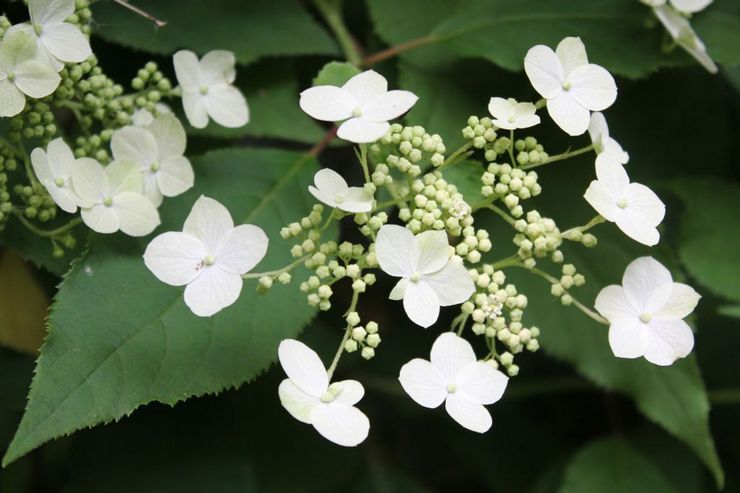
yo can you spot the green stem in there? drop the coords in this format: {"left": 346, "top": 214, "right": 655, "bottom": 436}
{"left": 487, "top": 204, "right": 516, "bottom": 226}
{"left": 534, "top": 98, "right": 546, "bottom": 110}
{"left": 563, "top": 215, "right": 605, "bottom": 239}
{"left": 313, "top": 0, "right": 362, "bottom": 66}
{"left": 242, "top": 255, "right": 310, "bottom": 279}
{"left": 507, "top": 129, "right": 516, "bottom": 166}
{"left": 358, "top": 144, "right": 370, "bottom": 183}
{"left": 471, "top": 193, "right": 501, "bottom": 212}
{"left": 14, "top": 214, "right": 81, "bottom": 238}
{"left": 492, "top": 254, "right": 522, "bottom": 270}
{"left": 326, "top": 290, "right": 361, "bottom": 380}
{"left": 437, "top": 141, "right": 473, "bottom": 171}
{"left": 521, "top": 143, "right": 594, "bottom": 171}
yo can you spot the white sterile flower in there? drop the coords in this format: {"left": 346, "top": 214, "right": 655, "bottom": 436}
{"left": 487, "top": 97, "right": 540, "bottom": 130}
{"left": 131, "top": 103, "right": 172, "bottom": 127}
{"left": 584, "top": 161, "right": 665, "bottom": 246}
{"left": 524, "top": 37, "right": 617, "bottom": 136}
{"left": 595, "top": 256, "right": 700, "bottom": 366}
{"left": 588, "top": 112, "right": 629, "bottom": 167}
{"left": 651, "top": 4, "right": 717, "bottom": 73}
{"left": 375, "top": 224, "right": 475, "bottom": 328}
{"left": 71, "top": 159, "right": 160, "bottom": 237}
{"left": 641, "top": 0, "right": 712, "bottom": 14}
{"left": 173, "top": 50, "right": 249, "bottom": 129}
{"left": 278, "top": 339, "right": 369, "bottom": 447}
{"left": 399, "top": 332, "right": 508, "bottom": 433}
{"left": 111, "top": 113, "right": 194, "bottom": 207}
{"left": 31, "top": 137, "right": 82, "bottom": 213}
{"left": 299, "top": 70, "right": 418, "bottom": 144}
{"left": 308, "top": 168, "right": 373, "bottom": 213}
{"left": 144, "top": 196, "right": 268, "bottom": 317}
{"left": 6, "top": 0, "right": 92, "bottom": 72}
{"left": 0, "top": 29, "right": 61, "bottom": 117}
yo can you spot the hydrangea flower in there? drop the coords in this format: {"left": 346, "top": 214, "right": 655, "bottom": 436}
{"left": 588, "top": 112, "right": 629, "bottom": 167}
{"left": 31, "top": 138, "right": 82, "bottom": 213}
{"left": 584, "top": 160, "right": 665, "bottom": 246}
{"left": 7, "top": 0, "right": 92, "bottom": 72}
{"left": 308, "top": 168, "right": 374, "bottom": 213}
{"left": 72, "top": 159, "right": 160, "bottom": 237}
{"left": 649, "top": 3, "right": 717, "bottom": 73}
{"left": 524, "top": 37, "right": 617, "bottom": 136}
{"left": 487, "top": 97, "right": 540, "bottom": 130}
{"left": 595, "top": 256, "right": 700, "bottom": 366}
{"left": 131, "top": 104, "right": 172, "bottom": 127}
{"left": 278, "top": 339, "right": 369, "bottom": 447}
{"left": 375, "top": 225, "right": 475, "bottom": 328}
{"left": 0, "top": 29, "right": 60, "bottom": 117}
{"left": 399, "top": 332, "right": 508, "bottom": 433}
{"left": 299, "top": 70, "right": 418, "bottom": 144}
{"left": 111, "top": 113, "right": 194, "bottom": 207}
{"left": 144, "top": 196, "right": 268, "bottom": 317}
{"left": 173, "top": 50, "right": 249, "bottom": 129}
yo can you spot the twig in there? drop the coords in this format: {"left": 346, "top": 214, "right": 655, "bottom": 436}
{"left": 113, "top": 0, "right": 167, "bottom": 28}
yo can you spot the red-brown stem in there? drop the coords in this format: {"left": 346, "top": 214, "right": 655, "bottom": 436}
{"left": 361, "top": 35, "right": 438, "bottom": 67}
{"left": 309, "top": 126, "right": 338, "bottom": 157}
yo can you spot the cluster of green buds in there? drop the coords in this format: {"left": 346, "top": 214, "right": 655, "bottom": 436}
{"left": 344, "top": 311, "right": 381, "bottom": 360}
{"left": 550, "top": 263, "right": 586, "bottom": 306}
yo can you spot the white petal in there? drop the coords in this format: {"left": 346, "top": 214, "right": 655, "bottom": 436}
{"left": 677, "top": 34, "right": 718, "bottom": 74}
{"left": 299, "top": 85, "right": 355, "bottom": 122}
{"left": 588, "top": 111, "right": 609, "bottom": 146}
{"left": 342, "top": 69, "right": 387, "bottom": 105}
{"left": 199, "top": 50, "right": 236, "bottom": 85}
{"left": 147, "top": 113, "right": 187, "bottom": 158}
{"left": 622, "top": 257, "right": 673, "bottom": 313}
{"left": 106, "top": 159, "right": 144, "bottom": 195}
{"left": 30, "top": 146, "right": 52, "bottom": 183}
{"left": 45, "top": 182, "right": 79, "bottom": 213}
{"left": 30, "top": 0, "right": 74, "bottom": 25}
{"left": 112, "top": 191, "right": 160, "bottom": 237}
{"left": 40, "top": 23, "right": 91, "bottom": 63}
{"left": 181, "top": 92, "right": 209, "bottom": 129}
{"left": 556, "top": 36, "right": 589, "bottom": 75}
{"left": 278, "top": 339, "right": 329, "bottom": 397}
{"left": 546, "top": 91, "right": 590, "bottom": 136}
{"left": 337, "top": 187, "right": 374, "bottom": 213}
{"left": 624, "top": 183, "right": 666, "bottom": 226}
{"left": 362, "top": 90, "right": 418, "bottom": 121}
{"left": 311, "top": 403, "right": 369, "bottom": 447}
{"left": 143, "top": 231, "right": 208, "bottom": 286}
{"left": 389, "top": 278, "right": 409, "bottom": 300}
{"left": 487, "top": 97, "right": 514, "bottom": 121}
{"left": 337, "top": 117, "right": 390, "bottom": 144}
{"left": 308, "top": 186, "right": 336, "bottom": 209}
{"left": 143, "top": 173, "right": 164, "bottom": 207}
{"left": 183, "top": 265, "right": 242, "bottom": 317}
{"left": 644, "top": 319, "right": 694, "bottom": 366}
{"left": 111, "top": 126, "right": 159, "bottom": 165}
{"left": 214, "top": 224, "right": 268, "bottom": 275}
{"left": 594, "top": 285, "right": 638, "bottom": 321}
{"left": 312, "top": 168, "right": 349, "bottom": 198}
{"left": 584, "top": 180, "right": 618, "bottom": 221}
{"left": 422, "top": 261, "right": 475, "bottom": 306}
{"left": 614, "top": 210, "right": 661, "bottom": 246}
{"left": 430, "top": 332, "right": 476, "bottom": 381}
{"left": 81, "top": 204, "right": 119, "bottom": 234}
{"left": 156, "top": 156, "right": 194, "bottom": 198}
{"left": 416, "top": 230, "right": 450, "bottom": 274}
{"left": 204, "top": 85, "right": 249, "bottom": 128}
{"left": 654, "top": 283, "right": 701, "bottom": 320}
{"left": 13, "top": 60, "right": 60, "bottom": 98}
{"left": 278, "top": 379, "right": 319, "bottom": 424}
{"left": 0, "top": 79, "right": 26, "bottom": 117}
{"left": 132, "top": 108, "right": 154, "bottom": 126}
{"left": 398, "top": 358, "right": 447, "bottom": 408}
{"left": 403, "top": 281, "right": 440, "bottom": 328}
{"left": 375, "top": 224, "right": 419, "bottom": 277}
{"left": 455, "top": 362, "right": 508, "bottom": 405}
{"left": 330, "top": 380, "right": 365, "bottom": 406}
{"left": 608, "top": 317, "right": 649, "bottom": 359}
{"left": 524, "top": 44, "right": 564, "bottom": 99}
{"left": 670, "top": 0, "right": 712, "bottom": 13}
{"left": 183, "top": 196, "right": 235, "bottom": 252}
{"left": 70, "top": 157, "right": 107, "bottom": 205}
{"left": 173, "top": 50, "right": 202, "bottom": 92}
{"left": 595, "top": 159, "right": 629, "bottom": 197}
{"left": 568, "top": 64, "right": 618, "bottom": 112}
{"left": 445, "top": 393, "right": 492, "bottom": 433}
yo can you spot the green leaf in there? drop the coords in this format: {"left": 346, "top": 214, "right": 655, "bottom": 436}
{"left": 670, "top": 178, "right": 740, "bottom": 303}
{"left": 91, "top": 0, "right": 338, "bottom": 65}
{"left": 718, "top": 305, "right": 740, "bottom": 319}
{"left": 0, "top": 220, "right": 85, "bottom": 276}
{"left": 442, "top": 160, "right": 484, "bottom": 204}
{"left": 367, "top": 0, "right": 732, "bottom": 78}
{"left": 559, "top": 437, "right": 679, "bottom": 493}
{"left": 2, "top": 148, "right": 328, "bottom": 466}
{"left": 313, "top": 61, "right": 362, "bottom": 87}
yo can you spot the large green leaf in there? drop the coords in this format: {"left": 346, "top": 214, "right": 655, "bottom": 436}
{"left": 92, "top": 0, "right": 338, "bottom": 65}
{"left": 367, "top": 0, "right": 739, "bottom": 78}
{"left": 559, "top": 437, "right": 679, "bottom": 493}
{"left": 671, "top": 178, "right": 740, "bottom": 303}
{"left": 2, "top": 148, "right": 327, "bottom": 465}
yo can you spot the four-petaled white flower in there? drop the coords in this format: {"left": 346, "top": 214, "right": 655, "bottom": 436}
{"left": 595, "top": 256, "right": 699, "bottom": 366}
{"left": 649, "top": 3, "right": 717, "bottom": 73}
{"left": 111, "top": 113, "right": 194, "bottom": 207}
{"left": 144, "top": 196, "right": 268, "bottom": 317}
{"left": 584, "top": 161, "right": 665, "bottom": 246}
{"left": 299, "top": 70, "right": 418, "bottom": 144}
{"left": 173, "top": 50, "right": 249, "bottom": 129}
{"left": 588, "top": 112, "right": 629, "bottom": 167}
{"left": 72, "top": 159, "right": 160, "bottom": 237}
{"left": 487, "top": 97, "right": 540, "bottom": 130}
{"left": 7, "top": 0, "right": 92, "bottom": 72}
{"left": 0, "top": 29, "right": 60, "bottom": 117}
{"left": 399, "top": 332, "right": 508, "bottom": 433}
{"left": 31, "top": 137, "right": 82, "bottom": 213}
{"left": 308, "top": 168, "right": 374, "bottom": 213}
{"left": 375, "top": 225, "right": 475, "bottom": 328}
{"left": 524, "top": 37, "right": 617, "bottom": 136}
{"left": 278, "top": 339, "right": 370, "bottom": 447}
